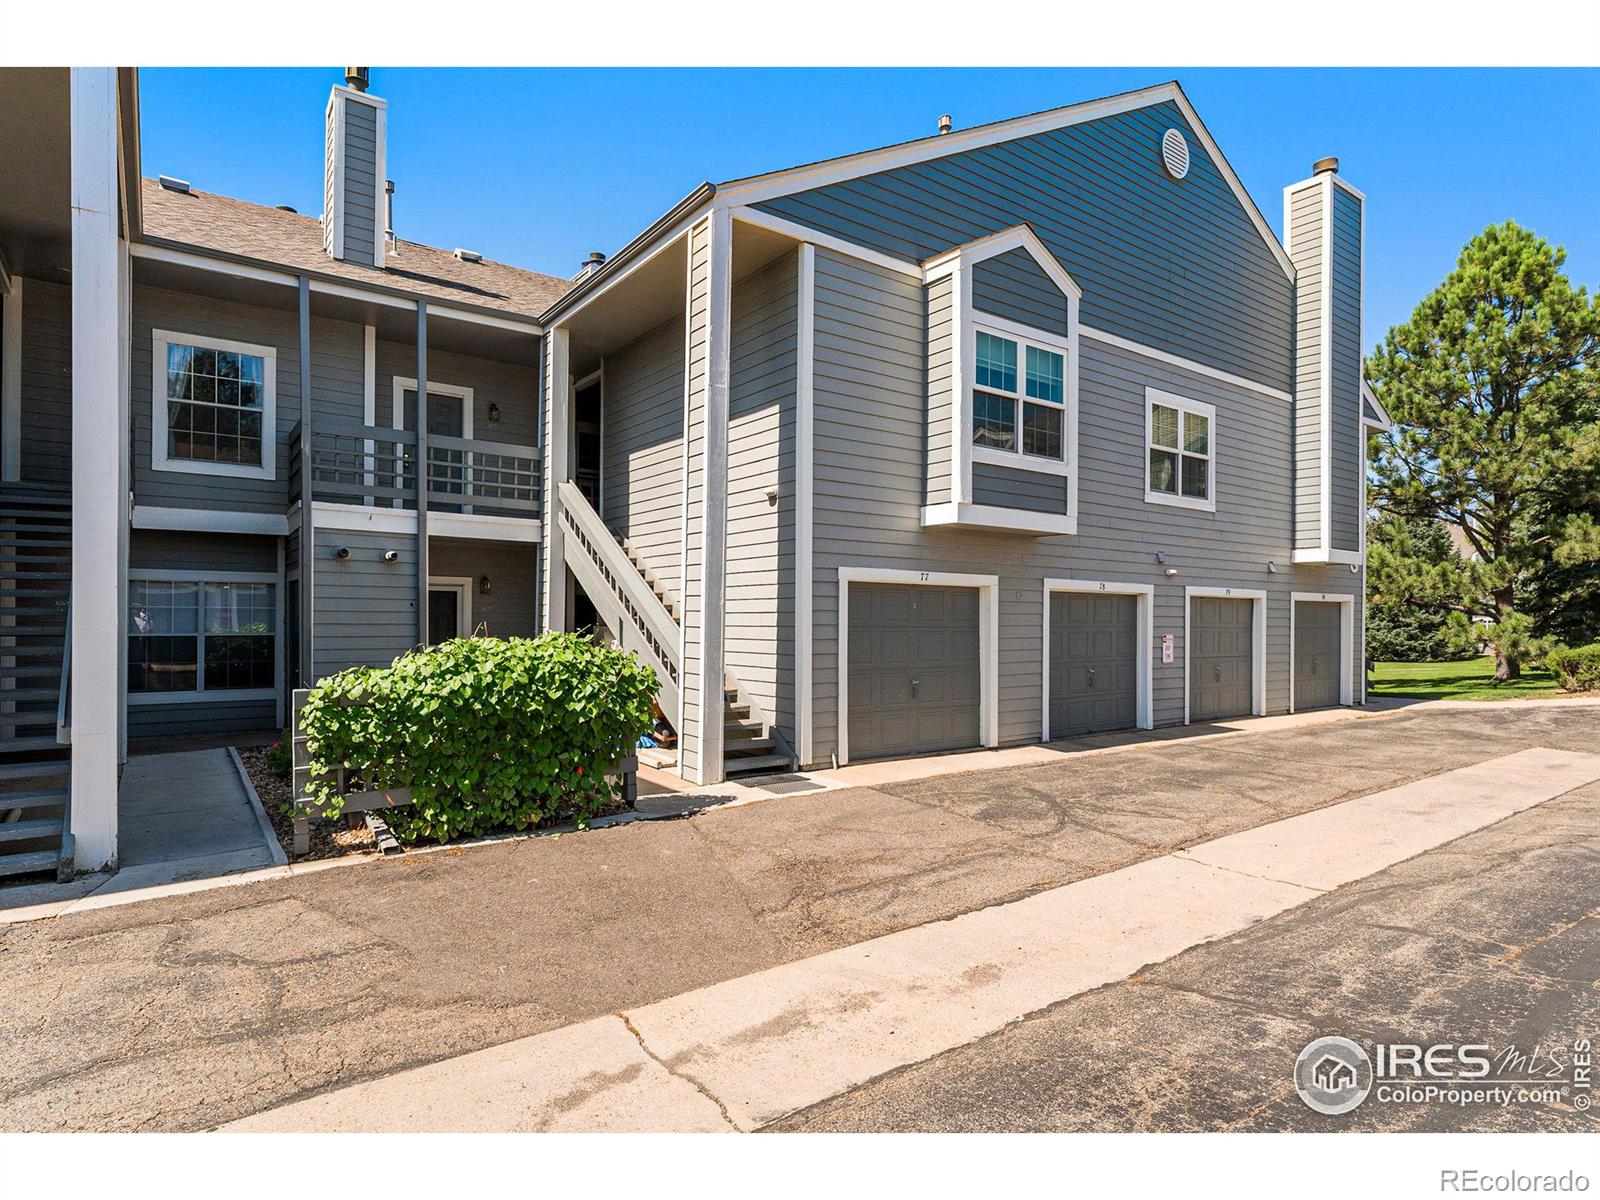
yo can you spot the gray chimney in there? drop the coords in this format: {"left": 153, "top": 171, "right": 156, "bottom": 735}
{"left": 322, "top": 69, "right": 388, "bottom": 269}
{"left": 579, "top": 251, "right": 607, "bottom": 277}
{"left": 1284, "top": 158, "right": 1365, "bottom": 563}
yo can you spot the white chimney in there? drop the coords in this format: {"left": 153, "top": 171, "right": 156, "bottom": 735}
{"left": 322, "top": 69, "right": 388, "bottom": 269}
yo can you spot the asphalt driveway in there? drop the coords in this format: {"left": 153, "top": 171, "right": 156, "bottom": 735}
{"left": 1, "top": 702, "right": 1596, "bottom": 1131}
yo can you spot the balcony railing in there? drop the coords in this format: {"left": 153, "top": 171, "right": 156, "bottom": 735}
{"left": 290, "top": 418, "right": 541, "bottom": 519}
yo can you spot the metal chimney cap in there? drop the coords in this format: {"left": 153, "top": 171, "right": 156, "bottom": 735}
{"left": 586, "top": 251, "right": 607, "bottom": 266}
{"left": 1313, "top": 156, "right": 1340, "bottom": 175}
{"left": 345, "top": 67, "right": 370, "bottom": 93}
{"left": 937, "top": 113, "right": 953, "bottom": 135}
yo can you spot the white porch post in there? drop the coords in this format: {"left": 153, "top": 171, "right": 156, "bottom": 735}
{"left": 695, "top": 207, "right": 732, "bottom": 785}
{"left": 68, "top": 67, "right": 122, "bottom": 872}
{"left": 541, "top": 326, "right": 570, "bottom": 633}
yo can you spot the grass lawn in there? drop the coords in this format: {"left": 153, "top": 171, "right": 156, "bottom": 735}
{"left": 1370, "top": 658, "right": 1566, "bottom": 702}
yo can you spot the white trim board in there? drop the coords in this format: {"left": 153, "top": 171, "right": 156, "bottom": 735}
{"left": 835, "top": 566, "right": 1000, "bottom": 767}
{"left": 1182, "top": 586, "right": 1268, "bottom": 726}
{"left": 731, "top": 206, "right": 917, "bottom": 280}
{"left": 1040, "top": 579, "right": 1156, "bottom": 740}
{"left": 1080, "top": 325, "right": 1292, "bottom": 404}
{"left": 919, "top": 502, "right": 1078, "bottom": 537}
{"left": 427, "top": 576, "right": 473, "bottom": 640}
{"left": 1288, "top": 591, "right": 1356, "bottom": 714}
{"left": 795, "top": 243, "right": 816, "bottom": 769}
{"left": 132, "top": 506, "right": 290, "bottom": 536}
{"left": 307, "top": 502, "right": 539, "bottom": 543}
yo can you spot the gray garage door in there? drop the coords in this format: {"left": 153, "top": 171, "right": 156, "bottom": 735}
{"left": 1189, "top": 597, "right": 1254, "bottom": 721}
{"left": 1049, "top": 592, "right": 1138, "bottom": 737}
{"left": 847, "top": 583, "right": 980, "bottom": 760}
{"left": 1294, "top": 601, "right": 1343, "bottom": 711}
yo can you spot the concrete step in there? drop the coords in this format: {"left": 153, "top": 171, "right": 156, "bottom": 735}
{"left": 724, "top": 719, "right": 767, "bottom": 741}
{"left": 726, "top": 738, "right": 777, "bottom": 757}
{"left": 723, "top": 752, "right": 792, "bottom": 777}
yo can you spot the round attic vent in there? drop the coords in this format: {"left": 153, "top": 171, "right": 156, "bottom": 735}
{"left": 1160, "top": 129, "right": 1191, "bottom": 180}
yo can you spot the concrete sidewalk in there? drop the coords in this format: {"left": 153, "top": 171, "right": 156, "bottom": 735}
{"left": 228, "top": 747, "right": 1600, "bottom": 1131}
{"left": 2, "top": 702, "right": 1597, "bottom": 1131}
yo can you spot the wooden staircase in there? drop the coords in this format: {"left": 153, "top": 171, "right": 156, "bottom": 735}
{"left": 722, "top": 683, "right": 797, "bottom": 779}
{"left": 0, "top": 487, "right": 73, "bottom": 882}
{"left": 616, "top": 534, "right": 679, "bottom": 622}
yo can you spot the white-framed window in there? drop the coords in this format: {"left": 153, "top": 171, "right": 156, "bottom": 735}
{"left": 127, "top": 573, "right": 279, "bottom": 702}
{"left": 152, "top": 330, "right": 277, "bottom": 480}
{"left": 1145, "top": 388, "right": 1215, "bottom": 512}
{"left": 970, "top": 324, "right": 1070, "bottom": 473}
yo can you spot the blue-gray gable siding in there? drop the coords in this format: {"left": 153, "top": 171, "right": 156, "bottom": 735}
{"left": 971, "top": 247, "right": 1070, "bottom": 337}
{"left": 757, "top": 100, "right": 1292, "bottom": 394}
{"left": 924, "top": 273, "right": 954, "bottom": 506}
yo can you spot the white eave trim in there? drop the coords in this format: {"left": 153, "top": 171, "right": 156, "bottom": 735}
{"left": 714, "top": 80, "right": 1293, "bottom": 282}
{"left": 132, "top": 506, "right": 290, "bottom": 536}
{"left": 129, "top": 242, "right": 544, "bottom": 335}
{"left": 920, "top": 501, "right": 1078, "bottom": 536}
{"left": 1361, "top": 378, "right": 1394, "bottom": 430}
{"left": 731, "top": 206, "right": 919, "bottom": 279}
{"left": 922, "top": 223, "right": 1084, "bottom": 301}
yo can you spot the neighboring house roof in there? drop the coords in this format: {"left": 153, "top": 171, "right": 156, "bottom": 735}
{"left": 138, "top": 178, "right": 574, "bottom": 320}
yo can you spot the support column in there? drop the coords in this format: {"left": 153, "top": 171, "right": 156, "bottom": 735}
{"left": 297, "top": 276, "right": 313, "bottom": 685}
{"left": 694, "top": 207, "right": 732, "bottom": 785}
{"left": 416, "top": 301, "right": 429, "bottom": 646}
{"left": 541, "top": 326, "right": 570, "bottom": 633}
{"left": 68, "top": 67, "right": 121, "bottom": 872}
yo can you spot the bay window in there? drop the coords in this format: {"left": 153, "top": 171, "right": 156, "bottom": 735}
{"left": 971, "top": 328, "right": 1067, "bottom": 466}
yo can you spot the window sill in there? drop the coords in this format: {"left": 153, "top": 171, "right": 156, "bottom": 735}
{"left": 152, "top": 457, "right": 276, "bottom": 482}
{"left": 1144, "top": 490, "right": 1215, "bottom": 514}
{"left": 921, "top": 502, "right": 1077, "bottom": 536}
{"left": 128, "top": 688, "right": 278, "bottom": 706}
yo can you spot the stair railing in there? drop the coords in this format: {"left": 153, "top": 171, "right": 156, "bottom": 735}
{"left": 55, "top": 592, "right": 71, "bottom": 745}
{"left": 555, "top": 480, "right": 680, "bottom": 720}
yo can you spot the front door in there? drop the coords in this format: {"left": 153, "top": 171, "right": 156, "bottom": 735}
{"left": 402, "top": 388, "right": 467, "bottom": 504}
{"left": 428, "top": 586, "right": 462, "bottom": 645}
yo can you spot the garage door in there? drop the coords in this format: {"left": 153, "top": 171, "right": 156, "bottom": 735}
{"left": 1294, "top": 601, "right": 1343, "bottom": 711}
{"left": 847, "top": 583, "right": 980, "bottom": 760}
{"left": 1049, "top": 592, "right": 1138, "bottom": 737}
{"left": 1189, "top": 596, "right": 1254, "bottom": 721}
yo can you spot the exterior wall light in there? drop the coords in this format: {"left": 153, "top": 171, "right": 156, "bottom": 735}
{"left": 487, "top": 402, "right": 500, "bottom": 423}
{"left": 334, "top": 545, "right": 350, "bottom": 560}
{"left": 479, "top": 575, "right": 492, "bottom": 595}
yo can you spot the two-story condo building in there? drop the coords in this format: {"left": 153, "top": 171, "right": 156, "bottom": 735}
{"left": 0, "top": 67, "right": 1390, "bottom": 880}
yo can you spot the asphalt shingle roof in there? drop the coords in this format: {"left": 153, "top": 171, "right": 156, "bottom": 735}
{"left": 139, "top": 178, "right": 574, "bottom": 320}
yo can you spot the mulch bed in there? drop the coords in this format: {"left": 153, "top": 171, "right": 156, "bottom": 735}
{"left": 235, "top": 744, "right": 377, "bottom": 863}
{"left": 235, "top": 744, "right": 635, "bottom": 863}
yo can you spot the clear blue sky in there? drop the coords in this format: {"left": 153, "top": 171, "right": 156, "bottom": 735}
{"left": 138, "top": 67, "right": 1598, "bottom": 344}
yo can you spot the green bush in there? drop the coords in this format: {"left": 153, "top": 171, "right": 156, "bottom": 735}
{"left": 1546, "top": 643, "right": 1600, "bottom": 693}
{"left": 265, "top": 728, "right": 292, "bottom": 781}
{"left": 299, "top": 633, "right": 657, "bottom": 844}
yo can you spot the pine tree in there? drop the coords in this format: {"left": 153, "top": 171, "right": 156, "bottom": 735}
{"left": 1368, "top": 221, "right": 1600, "bottom": 680}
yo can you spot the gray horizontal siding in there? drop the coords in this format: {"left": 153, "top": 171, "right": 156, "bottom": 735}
{"left": 18, "top": 278, "right": 72, "bottom": 486}
{"left": 1329, "top": 185, "right": 1363, "bottom": 553}
{"left": 971, "top": 461, "right": 1069, "bottom": 514}
{"left": 726, "top": 248, "right": 798, "bottom": 733}
{"left": 428, "top": 537, "right": 538, "bottom": 638}
{"left": 130, "top": 529, "right": 279, "bottom": 573}
{"left": 128, "top": 698, "right": 277, "bottom": 739}
{"left": 601, "top": 313, "right": 685, "bottom": 598}
{"left": 1287, "top": 181, "right": 1324, "bottom": 550}
{"left": 971, "top": 247, "right": 1069, "bottom": 336}
{"left": 807, "top": 246, "right": 1358, "bottom": 767}
{"left": 340, "top": 96, "right": 379, "bottom": 265}
{"left": 312, "top": 528, "right": 418, "bottom": 678}
{"left": 758, "top": 99, "right": 1293, "bottom": 394}
{"left": 924, "top": 273, "right": 953, "bottom": 506}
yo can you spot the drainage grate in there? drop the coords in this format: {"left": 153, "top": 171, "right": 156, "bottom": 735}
{"left": 743, "top": 773, "right": 826, "bottom": 795}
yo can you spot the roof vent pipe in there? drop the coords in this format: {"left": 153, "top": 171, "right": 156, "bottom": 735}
{"left": 1313, "top": 156, "right": 1340, "bottom": 176}
{"left": 345, "top": 67, "right": 370, "bottom": 93}
{"left": 937, "top": 114, "right": 953, "bottom": 135}
{"left": 385, "top": 180, "right": 396, "bottom": 255}
{"left": 580, "top": 251, "right": 607, "bottom": 276}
